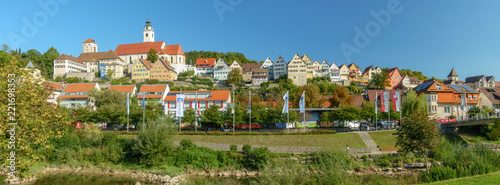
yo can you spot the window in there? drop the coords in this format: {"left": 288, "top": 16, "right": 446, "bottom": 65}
{"left": 146, "top": 33, "right": 148, "bottom": 37}
{"left": 444, "top": 106, "right": 451, "bottom": 113}
{"left": 473, "top": 95, "right": 477, "bottom": 101}
{"left": 436, "top": 84, "right": 443, "bottom": 90}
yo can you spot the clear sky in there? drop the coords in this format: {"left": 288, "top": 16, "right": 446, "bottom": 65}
{"left": 1, "top": 0, "right": 499, "bottom": 80}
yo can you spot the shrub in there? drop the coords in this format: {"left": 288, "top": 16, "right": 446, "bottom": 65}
{"left": 242, "top": 144, "right": 252, "bottom": 154}
{"left": 53, "top": 147, "right": 76, "bottom": 164}
{"left": 132, "top": 116, "right": 177, "bottom": 166}
{"left": 245, "top": 147, "right": 271, "bottom": 170}
{"left": 419, "top": 165, "right": 457, "bottom": 182}
{"left": 230, "top": 144, "right": 238, "bottom": 152}
{"left": 180, "top": 139, "right": 196, "bottom": 150}
{"left": 487, "top": 119, "right": 500, "bottom": 141}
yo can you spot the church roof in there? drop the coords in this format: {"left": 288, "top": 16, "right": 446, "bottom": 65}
{"left": 447, "top": 68, "right": 458, "bottom": 77}
{"left": 115, "top": 41, "right": 185, "bottom": 56}
{"left": 83, "top": 38, "right": 95, "bottom": 43}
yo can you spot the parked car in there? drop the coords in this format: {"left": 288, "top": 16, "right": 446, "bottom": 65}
{"left": 348, "top": 121, "right": 360, "bottom": 128}
{"left": 359, "top": 122, "right": 369, "bottom": 130}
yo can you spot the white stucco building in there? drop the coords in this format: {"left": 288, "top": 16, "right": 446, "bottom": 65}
{"left": 261, "top": 57, "right": 274, "bottom": 80}
{"left": 213, "top": 58, "right": 230, "bottom": 81}
{"left": 273, "top": 55, "right": 287, "bottom": 80}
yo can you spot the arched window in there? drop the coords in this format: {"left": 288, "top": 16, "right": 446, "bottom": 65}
{"left": 146, "top": 33, "right": 148, "bottom": 37}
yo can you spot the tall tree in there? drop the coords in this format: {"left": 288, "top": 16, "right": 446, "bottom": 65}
{"left": 329, "top": 86, "right": 353, "bottom": 108}
{"left": 201, "top": 105, "right": 224, "bottom": 126}
{"left": 227, "top": 69, "right": 243, "bottom": 86}
{"left": 146, "top": 48, "right": 158, "bottom": 62}
{"left": 394, "top": 110, "right": 441, "bottom": 155}
{"left": 41, "top": 47, "right": 59, "bottom": 79}
{"left": 370, "top": 71, "right": 390, "bottom": 89}
{"left": 401, "top": 90, "right": 428, "bottom": 118}
{"left": 295, "top": 84, "right": 323, "bottom": 108}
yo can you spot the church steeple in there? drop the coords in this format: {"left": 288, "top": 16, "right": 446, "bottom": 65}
{"left": 143, "top": 18, "right": 155, "bottom": 42}
{"left": 447, "top": 67, "right": 458, "bottom": 81}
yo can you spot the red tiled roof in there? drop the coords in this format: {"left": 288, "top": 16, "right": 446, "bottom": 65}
{"left": 243, "top": 63, "right": 262, "bottom": 72}
{"left": 163, "top": 44, "right": 184, "bottom": 55}
{"left": 138, "top": 84, "right": 167, "bottom": 93}
{"left": 139, "top": 58, "right": 153, "bottom": 69}
{"left": 496, "top": 81, "right": 500, "bottom": 87}
{"left": 44, "top": 81, "right": 64, "bottom": 91}
{"left": 59, "top": 95, "right": 90, "bottom": 99}
{"left": 62, "top": 83, "right": 96, "bottom": 93}
{"left": 108, "top": 85, "right": 136, "bottom": 93}
{"left": 83, "top": 38, "right": 95, "bottom": 43}
{"left": 115, "top": 41, "right": 185, "bottom": 56}
{"left": 137, "top": 95, "right": 164, "bottom": 99}
{"left": 55, "top": 54, "right": 82, "bottom": 64}
{"left": 163, "top": 90, "right": 230, "bottom": 101}
{"left": 195, "top": 58, "right": 216, "bottom": 68}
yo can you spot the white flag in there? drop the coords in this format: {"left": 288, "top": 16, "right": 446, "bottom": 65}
{"left": 299, "top": 91, "right": 305, "bottom": 113}
{"left": 176, "top": 94, "right": 184, "bottom": 117}
{"left": 282, "top": 91, "right": 289, "bottom": 114}
{"left": 375, "top": 91, "right": 378, "bottom": 114}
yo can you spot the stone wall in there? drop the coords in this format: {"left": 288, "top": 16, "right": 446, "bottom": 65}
{"left": 65, "top": 72, "right": 95, "bottom": 81}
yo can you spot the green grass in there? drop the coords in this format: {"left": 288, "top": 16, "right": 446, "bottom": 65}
{"left": 426, "top": 171, "right": 500, "bottom": 185}
{"left": 174, "top": 133, "right": 367, "bottom": 149}
{"left": 368, "top": 130, "right": 397, "bottom": 147}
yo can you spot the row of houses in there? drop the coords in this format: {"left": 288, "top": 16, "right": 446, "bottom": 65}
{"left": 49, "top": 83, "right": 230, "bottom": 116}
{"left": 194, "top": 53, "right": 422, "bottom": 88}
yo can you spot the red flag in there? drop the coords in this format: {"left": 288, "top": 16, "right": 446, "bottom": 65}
{"left": 380, "top": 92, "right": 386, "bottom": 113}
{"left": 391, "top": 91, "right": 400, "bottom": 112}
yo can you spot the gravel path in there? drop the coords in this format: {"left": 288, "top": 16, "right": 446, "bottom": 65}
{"left": 356, "top": 132, "right": 381, "bottom": 153}
{"left": 173, "top": 141, "right": 372, "bottom": 154}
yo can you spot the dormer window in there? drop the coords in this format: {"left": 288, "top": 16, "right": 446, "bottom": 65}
{"left": 436, "top": 84, "right": 443, "bottom": 90}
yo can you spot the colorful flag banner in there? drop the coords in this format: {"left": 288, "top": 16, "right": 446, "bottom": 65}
{"left": 231, "top": 103, "right": 235, "bottom": 114}
{"left": 391, "top": 91, "right": 401, "bottom": 112}
{"left": 375, "top": 91, "right": 378, "bottom": 114}
{"left": 142, "top": 94, "right": 145, "bottom": 110}
{"left": 381, "top": 92, "right": 389, "bottom": 112}
{"left": 282, "top": 91, "right": 289, "bottom": 114}
{"left": 176, "top": 94, "right": 185, "bottom": 117}
{"left": 299, "top": 91, "right": 305, "bottom": 113}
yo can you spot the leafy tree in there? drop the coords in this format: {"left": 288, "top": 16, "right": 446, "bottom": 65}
{"left": 41, "top": 47, "right": 59, "bottom": 79}
{"left": 201, "top": 105, "right": 224, "bottom": 126}
{"left": 359, "top": 101, "right": 376, "bottom": 121}
{"left": 106, "top": 69, "right": 115, "bottom": 79}
{"left": 0, "top": 60, "right": 71, "bottom": 177}
{"left": 329, "top": 86, "right": 353, "bottom": 108}
{"left": 399, "top": 69, "right": 428, "bottom": 81}
{"left": 401, "top": 90, "right": 428, "bottom": 118}
{"left": 487, "top": 119, "right": 500, "bottom": 141}
{"left": 146, "top": 48, "right": 158, "bottom": 63}
{"left": 394, "top": 111, "right": 441, "bottom": 155}
{"left": 182, "top": 108, "right": 196, "bottom": 126}
{"left": 132, "top": 115, "right": 176, "bottom": 166}
{"left": 370, "top": 71, "right": 390, "bottom": 89}
{"left": 295, "top": 84, "right": 323, "bottom": 108}
{"left": 468, "top": 106, "right": 481, "bottom": 117}
{"left": 227, "top": 69, "right": 243, "bottom": 86}
{"left": 347, "top": 81, "right": 362, "bottom": 94}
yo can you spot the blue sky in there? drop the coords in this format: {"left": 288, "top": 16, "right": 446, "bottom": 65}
{"left": 1, "top": 0, "right": 499, "bottom": 80}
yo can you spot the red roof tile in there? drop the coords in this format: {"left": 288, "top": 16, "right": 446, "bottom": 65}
{"left": 83, "top": 38, "right": 95, "bottom": 43}
{"left": 62, "top": 83, "right": 96, "bottom": 93}
{"left": 163, "top": 44, "right": 184, "bottom": 55}
{"left": 139, "top": 58, "right": 153, "bottom": 69}
{"left": 55, "top": 54, "right": 83, "bottom": 64}
{"left": 163, "top": 90, "right": 230, "bottom": 101}
{"left": 195, "top": 58, "right": 216, "bottom": 68}
{"left": 108, "top": 85, "right": 136, "bottom": 93}
{"left": 44, "top": 81, "right": 64, "bottom": 91}
{"left": 138, "top": 84, "right": 168, "bottom": 93}
{"left": 115, "top": 41, "right": 185, "bottom": 56}
{"left": 59, "top": 95, "right": 90, "bottom": 99}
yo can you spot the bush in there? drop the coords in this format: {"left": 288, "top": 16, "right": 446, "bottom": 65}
{"left": 242, "top": 144, "right": 252, "bottom": 154}
{"left": 180, "top": 139, "right": 196, "bottom": 150}
{"left": 419, "top": 165, "right": 457, "bottom": 182}
{"left": 178, "top": 130, "right": 336, "bottom": 135}
{"left": 132, "top": 116, "right": 177, "bottom": 166}
{"left": 487, "top": 119, "right": 500, "bottom": 141}
{"left": 230, "top": 144, "right": 238, "bottom": 152}
{"left": 245, "top": 147, "right": 271, "bottom": 170}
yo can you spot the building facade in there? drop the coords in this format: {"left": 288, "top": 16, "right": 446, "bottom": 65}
{"left": 465, "top": 75, "right": 496, "bottom": 90}
{"left": 329, "top": 62, "right": 341, "bottom": 82}
{"left": 229, "top": 60, "right": 242, "bottom": 73}
{"left": 213, "top": 58, "right": 230, "bottom": 81}
{"left": 301, "top": 54, "right": 314, "bottom": 79}
{"left": 195, "top": 58, "right": 216, "bottom": 76}
{"left": 150, "top": 58, "right": 178, "bottom": 81}
{"left": 163, "top": 90, "right": 231, "bottom": 116}
{"left": 58, "top": 83, "right": 100, "bottom": 110}
{"left": 260, "top": 57, "right": 274, "bottom": 80}
{"left": 287, "top": 53, "right": 307, "bottom": 86}
{"left": 273, "top": 55, "right": 287, "bottom": 80}
{"left": 131, "top": 59, "right": 152, "bottom": 81}
{"left": 53, "top": 54, "right": 87, "bottom": 79}
{"left": 252, "top": 69, "right": 268, "bottom": 85}
{"left": 386, "top": 67, "right": 402, "bottom": 89}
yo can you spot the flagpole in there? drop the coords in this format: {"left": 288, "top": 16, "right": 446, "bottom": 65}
{"left": 142, "top": 94, "right": 145, "bottom": 132}
{"left": 249, "top": 89, "right": 252, "bottom": 133}
{"left": 195, "top": 91, "right": 198, "bottom": 132}
{"left": 375, "top": 91, "right": 378, "bottom": 131}
{"left": 287, "top": 91, "right": 289, "bottom": 134}
{"left": 179, "top": 89, "right": 182, "bottom": 133}
{"left": 388, "top": 93, "right": 391, "bottom": 130}
{"left": 303, "top": 91, "right": 306, "bottom": 133}
{"left": 127, "top": 92, "right": 129, "bottom": 133}
{"left": 232, "top": 89, "right": 235, "bottom": 134}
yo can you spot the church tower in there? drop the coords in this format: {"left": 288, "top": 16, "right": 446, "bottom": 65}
{"left": 447, "top": 67, "right": 458, "bottom": 82}
{"left": 82, "top": 38, "right": 97, "bottom": 53}
{"left": 143, "top": 18, "right": 155, "bottom": 42}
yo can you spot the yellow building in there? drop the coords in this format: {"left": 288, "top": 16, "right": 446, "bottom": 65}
{"left": 347, "top": 63, "right": 362, "bottom": 83}
{"left": 150, "top": 58, "right": 178, "bottom": 81}
{"left": 287, "top": 53, "right": 308, "bottom": 86}
{"left": 131, "top": 59, "right": 152, "bottom": 81}
{"left": 301, "top": 54, "right": 314, "bottom": 79}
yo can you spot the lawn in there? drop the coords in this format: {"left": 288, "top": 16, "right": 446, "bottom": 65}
{"left": 426, "top": 171, "right": 500, "bottom": 185}
{"left": 368, "top": 130, "right": 397, "bottom": 147}
{"left": 175, "top": 133, "right": 367, "bottom": 149}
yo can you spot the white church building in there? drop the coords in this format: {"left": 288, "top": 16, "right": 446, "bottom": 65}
{"left": 115, "top": 18, "right": 191, "bottom": 73}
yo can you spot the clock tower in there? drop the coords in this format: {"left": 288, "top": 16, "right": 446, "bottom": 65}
{"left": 143, "top": 18, "right": 155, "bottom": 42}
